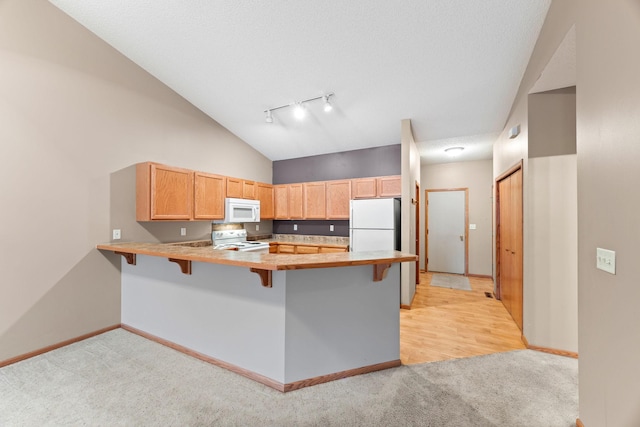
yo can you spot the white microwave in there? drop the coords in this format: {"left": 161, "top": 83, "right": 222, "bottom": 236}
{"left": 217, "top": 198, "right": 260, "bottom": 223}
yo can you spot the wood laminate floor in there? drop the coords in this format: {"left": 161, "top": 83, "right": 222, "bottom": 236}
{"left": 400, "top": 271, "right": 526, "bottom": 364}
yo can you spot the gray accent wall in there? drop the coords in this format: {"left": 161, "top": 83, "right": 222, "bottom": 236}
{"left": 272, "top": 145, "right": 401, "bottom": 237}
{"left": 528, "top": 87, "right": 576, "bottom": 158}
{"left": 273, "top": 145, "right": 400, "bottom": 184}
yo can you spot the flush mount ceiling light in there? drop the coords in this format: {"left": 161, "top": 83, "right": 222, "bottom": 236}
{"left": 444, "top": 146, "right": 464, "bottom": 155}
{"left": 264, "top": 93, "right": 334, "bottom": 124}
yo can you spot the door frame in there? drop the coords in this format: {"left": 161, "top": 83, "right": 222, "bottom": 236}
{"left": 415, "top": 181, "right": 420, "bottom": 284}
{"left": 424, "top": 188, "right": 469, "bottom": 276}
{"left": 494, "top": 160, "right": 523, "bottom": 301}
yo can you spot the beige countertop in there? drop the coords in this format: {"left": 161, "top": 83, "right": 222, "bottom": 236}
{"left": 97, "top": 241, "right": 416, "bottom": 272}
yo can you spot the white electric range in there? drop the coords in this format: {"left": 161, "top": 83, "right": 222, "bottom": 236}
{"left": 211, "top": 229, "right": 270, "bottom": 252}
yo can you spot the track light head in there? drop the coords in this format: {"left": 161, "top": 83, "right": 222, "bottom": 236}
{"left": 323, "top": 95, "right": 333, "bottom": 112}
{"left": 293, "top": 103, "right": 306, "bottom": 120}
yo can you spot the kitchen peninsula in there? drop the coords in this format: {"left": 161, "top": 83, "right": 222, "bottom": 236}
{"left": 97, "top": 242, "right": 416, "bottom": 392}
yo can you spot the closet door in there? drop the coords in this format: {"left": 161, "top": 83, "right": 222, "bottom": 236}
{"left": 510, "top": 169, "right": 523, "bottom": 331}
{"left": 498, "top": 177, "right": 513, "bottom": 314}
{"left": 497, "top": 167, "right": 523, "bottom": 330}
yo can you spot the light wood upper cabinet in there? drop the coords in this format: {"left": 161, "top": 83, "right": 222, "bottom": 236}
{"left": 193, "top": 172, "right": 225, "bottom": 220}
{"left": 351, "top": 177, "right": 378, "bottom": 199}
{"left": 137, "top": 162, "right": 193, "bottom": 221}
{"left": 274, "top": 185, "right": 289, "bottom": 219}
{"left": 243, "top": 180, "right": 256, "bottom": 199}
{"left": 256, "top": 182, "right": 274, "bottom": 219}
{"left": 351, "top": 175, "right": 401, "bottom": 199}
{"left": 377, "top": 175, "right": 402, "bottom": 198}
{"left": 303, "top": 182, "right": 326, "bottom": 219}
{"left": 226, "top": 177, "right": 243, "bottom": 199}
{"left": 289, "top": 184, "right": 304, "bottom": 219}
{"left": 326, "top": 180, "right": 351, "bottom": 219}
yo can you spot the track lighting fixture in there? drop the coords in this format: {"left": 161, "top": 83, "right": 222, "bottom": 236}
{"left": 264, "top": 93, "right": 334, "bottom": 123}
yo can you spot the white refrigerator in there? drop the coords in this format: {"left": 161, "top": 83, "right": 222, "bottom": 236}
{"left": 349, "top": 198, "right": 401, "bottom": 252}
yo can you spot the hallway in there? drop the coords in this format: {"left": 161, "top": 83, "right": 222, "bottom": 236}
{"left": 400, "top": 272, "right": 526, "bottom": 364}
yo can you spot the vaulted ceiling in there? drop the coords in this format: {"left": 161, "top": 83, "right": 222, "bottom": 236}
{"left": 49, "top": 1, "right": 551, "bottom": 162}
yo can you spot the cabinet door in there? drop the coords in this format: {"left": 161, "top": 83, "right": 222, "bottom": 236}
{"left": 351, "top": 178, "right": 378, "bottom": 199}
{"left": 256, "top": 183, "right": 274, "bottom": 219}
{"left": 377, "top": 175, "right": 401, "bottom": 198}
{"left": 326, "top": 180, "right": 351, "bottom": 219}
{"left": 289, "top": 184, "right": 304, "bottom": 219}
{"left": 243, "top": 180, "right": 256, "bottom": 199}
{"left": 303, "top": 182, "right": 326, "bottom": 219}
{"left": 274, "top": 185, "right": 289, "bottom": 219}
{"left": 194, "top": 172, "right": 225, "bottom": 220}
{"left": 226, "top": 177, "right": 243, "bottom": 199}
{"left": 150, "top": 163, "right": 193, "bottom": 220}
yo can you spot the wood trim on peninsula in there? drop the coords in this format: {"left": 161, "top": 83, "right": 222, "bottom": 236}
{"left": 121, "top": 324, "right": 400, "bottom": 393}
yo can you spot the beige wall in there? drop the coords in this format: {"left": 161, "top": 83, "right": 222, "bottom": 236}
{"left": 400, "top": 119, "right": 419, "bottom": 306}
{"left": 577, "top": 0, "right": 640, "bottom": 425}
{"left": 0, "top": 0, "right": 271, "bottom": 362}
{"left": 420, "top": 160, "right": 493, "bottom": 276}
{"left": 493, "top": 0, "right": 577, "bottom": 353}
{"left": 528, "top": 155, "right": 577, "bottom": 353}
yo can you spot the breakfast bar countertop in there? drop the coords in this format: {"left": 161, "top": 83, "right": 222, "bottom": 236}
{"left": 96, "top": 241, "right": 417, "bottom": 271}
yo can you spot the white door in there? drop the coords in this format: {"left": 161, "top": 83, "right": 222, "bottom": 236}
{"left": 427, "top": 191, "right": 466, "bottom": 274}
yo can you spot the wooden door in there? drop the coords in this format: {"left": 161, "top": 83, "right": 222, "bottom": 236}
{"left": 378, "top": 175, "right": 401, "bottom": 198}
{"left": 193, "top": 172, "right": 225, "bottom": 220}
{"left": 242, "top": 180, "right": 255, "bottom": 199}
{"left": 303, "top": 182, "right": 326, "bottom": 219}
{"left": 326, "top": 180, "right": 351, "bottom": 219}
{"left": 498, "top": 177, "right": 512, "bottom": 313}
{"left": 256, "top": 183, "right": 274, "bottom": 219}
{"left": 496, "top": 165, "right": 523, "bottom": 331}
{"left": 274, "top": 185, "right": 289, "bottom": 219}
{"left": 351, "top": 178, "right": 377, "bottom": 199}
{"left": 226, "top": 177, "right": 243, "bottom": 199}
{"left": 288, "top": 184, "right": 303, "bottom": 219}
{"left": 150, "top": 164, "right": 193, "bottom": 220}
{"left": 510, "top": 169, "right": 523, "bottom": 330}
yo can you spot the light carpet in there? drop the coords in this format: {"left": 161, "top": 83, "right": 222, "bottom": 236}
{"left": 430, "top": 273, "right": 472, "bottom": 290}
{"left": 0, "top": 329, "right": 577, "bottom": 426}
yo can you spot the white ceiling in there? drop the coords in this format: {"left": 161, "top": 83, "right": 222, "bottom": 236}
{"left": 49, "top": 0, "right": 551, "bottom": 162}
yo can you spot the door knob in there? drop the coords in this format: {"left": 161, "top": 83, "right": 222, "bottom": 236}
{"left": 460, "top": 235, "right": 464, "bottom": 241}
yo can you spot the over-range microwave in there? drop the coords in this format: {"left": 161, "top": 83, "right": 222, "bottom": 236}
{"left": 215, "top": 198, "right": 260, "bottom": 223}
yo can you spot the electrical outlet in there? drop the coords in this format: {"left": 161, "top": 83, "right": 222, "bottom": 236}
{"left": 330, "top": 224, "right": 334, "bottom": 232}
{"left": 180, "top": 227, "right": 187, "bottom": 236}
{"left": 293, "top": 224, "right": 298, "bottom": 231}
{"left": 256, "top": 224, "right": 260, "bottom": 231}
{"left": 112, "top": 229, "right": 121, "bottom": 240}
{"left": 596, "top": 248, "right": 616, "bottom": 274}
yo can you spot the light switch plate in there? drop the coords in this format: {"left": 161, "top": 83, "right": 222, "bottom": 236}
{"left": 596, "top": 248, "right": 616, "bottom": 274}
{"left": 469, "top": 224, "right": 477, "bottom": 230}
{"left": 112, "top": 229, "right": 121, "bottom": 240}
